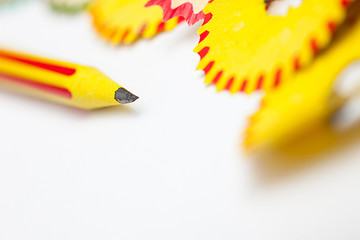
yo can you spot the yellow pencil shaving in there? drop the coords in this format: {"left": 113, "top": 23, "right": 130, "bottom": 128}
{"left": 245, "top": 11, "right": 360, "bottom": 151}
{"left": 195, "top": 0, "right": 353, "bottom": 94}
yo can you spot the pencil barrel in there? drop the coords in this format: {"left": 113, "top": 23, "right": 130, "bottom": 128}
{"left": 0, "top": 49, "right": 133, "bottom": 109}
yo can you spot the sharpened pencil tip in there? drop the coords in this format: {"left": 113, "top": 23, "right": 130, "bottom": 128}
{"left": 114, "top": 87, "right": 139, "bottom": 104}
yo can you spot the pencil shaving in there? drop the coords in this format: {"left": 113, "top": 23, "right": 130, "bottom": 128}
{"left": 245, "top": 10, "right": 360, "bottom": 150}
{"left": 194, "top": 0, "right": 353, "bottom": 94}
{"left": 146, "top": 0, "right": 209, "bottom": 25}
{"left": 50, "top": 0, "right": 91, "bottom": 13}
{"left": 89, "top": 0, "right": 183, "bottom": 44}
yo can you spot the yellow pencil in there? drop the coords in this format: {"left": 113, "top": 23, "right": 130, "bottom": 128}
{"left": 0, "top": 49, "right": 138, "bottom": 109}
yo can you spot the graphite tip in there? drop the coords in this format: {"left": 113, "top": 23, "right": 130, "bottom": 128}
{"left": 114, "top": 87, "right": 139, "bottom": 104}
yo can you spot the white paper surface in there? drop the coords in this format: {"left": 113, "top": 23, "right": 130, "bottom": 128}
{"left": 0, "top": 2, "right": 360, "bottom": 239}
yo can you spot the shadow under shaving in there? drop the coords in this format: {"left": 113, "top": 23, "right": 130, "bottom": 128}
{"left": 249, "top": 121, "right": 360, "bottom": 185}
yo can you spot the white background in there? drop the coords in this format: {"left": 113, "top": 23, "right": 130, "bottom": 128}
{"left": 1, "top": 2, "right": 360, "bottom": 239}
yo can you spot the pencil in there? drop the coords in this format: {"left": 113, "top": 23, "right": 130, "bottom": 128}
{"left": 0, "top": 49, "right": 138, "bottom": 109}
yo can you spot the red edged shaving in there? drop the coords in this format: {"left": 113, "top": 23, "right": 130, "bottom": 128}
{"left": 146, "top": 0, "right": 206, "bottom": 25}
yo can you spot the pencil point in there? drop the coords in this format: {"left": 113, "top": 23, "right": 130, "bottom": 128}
{"left": 114, "top": 87, "right": 139, "bottom": 104}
